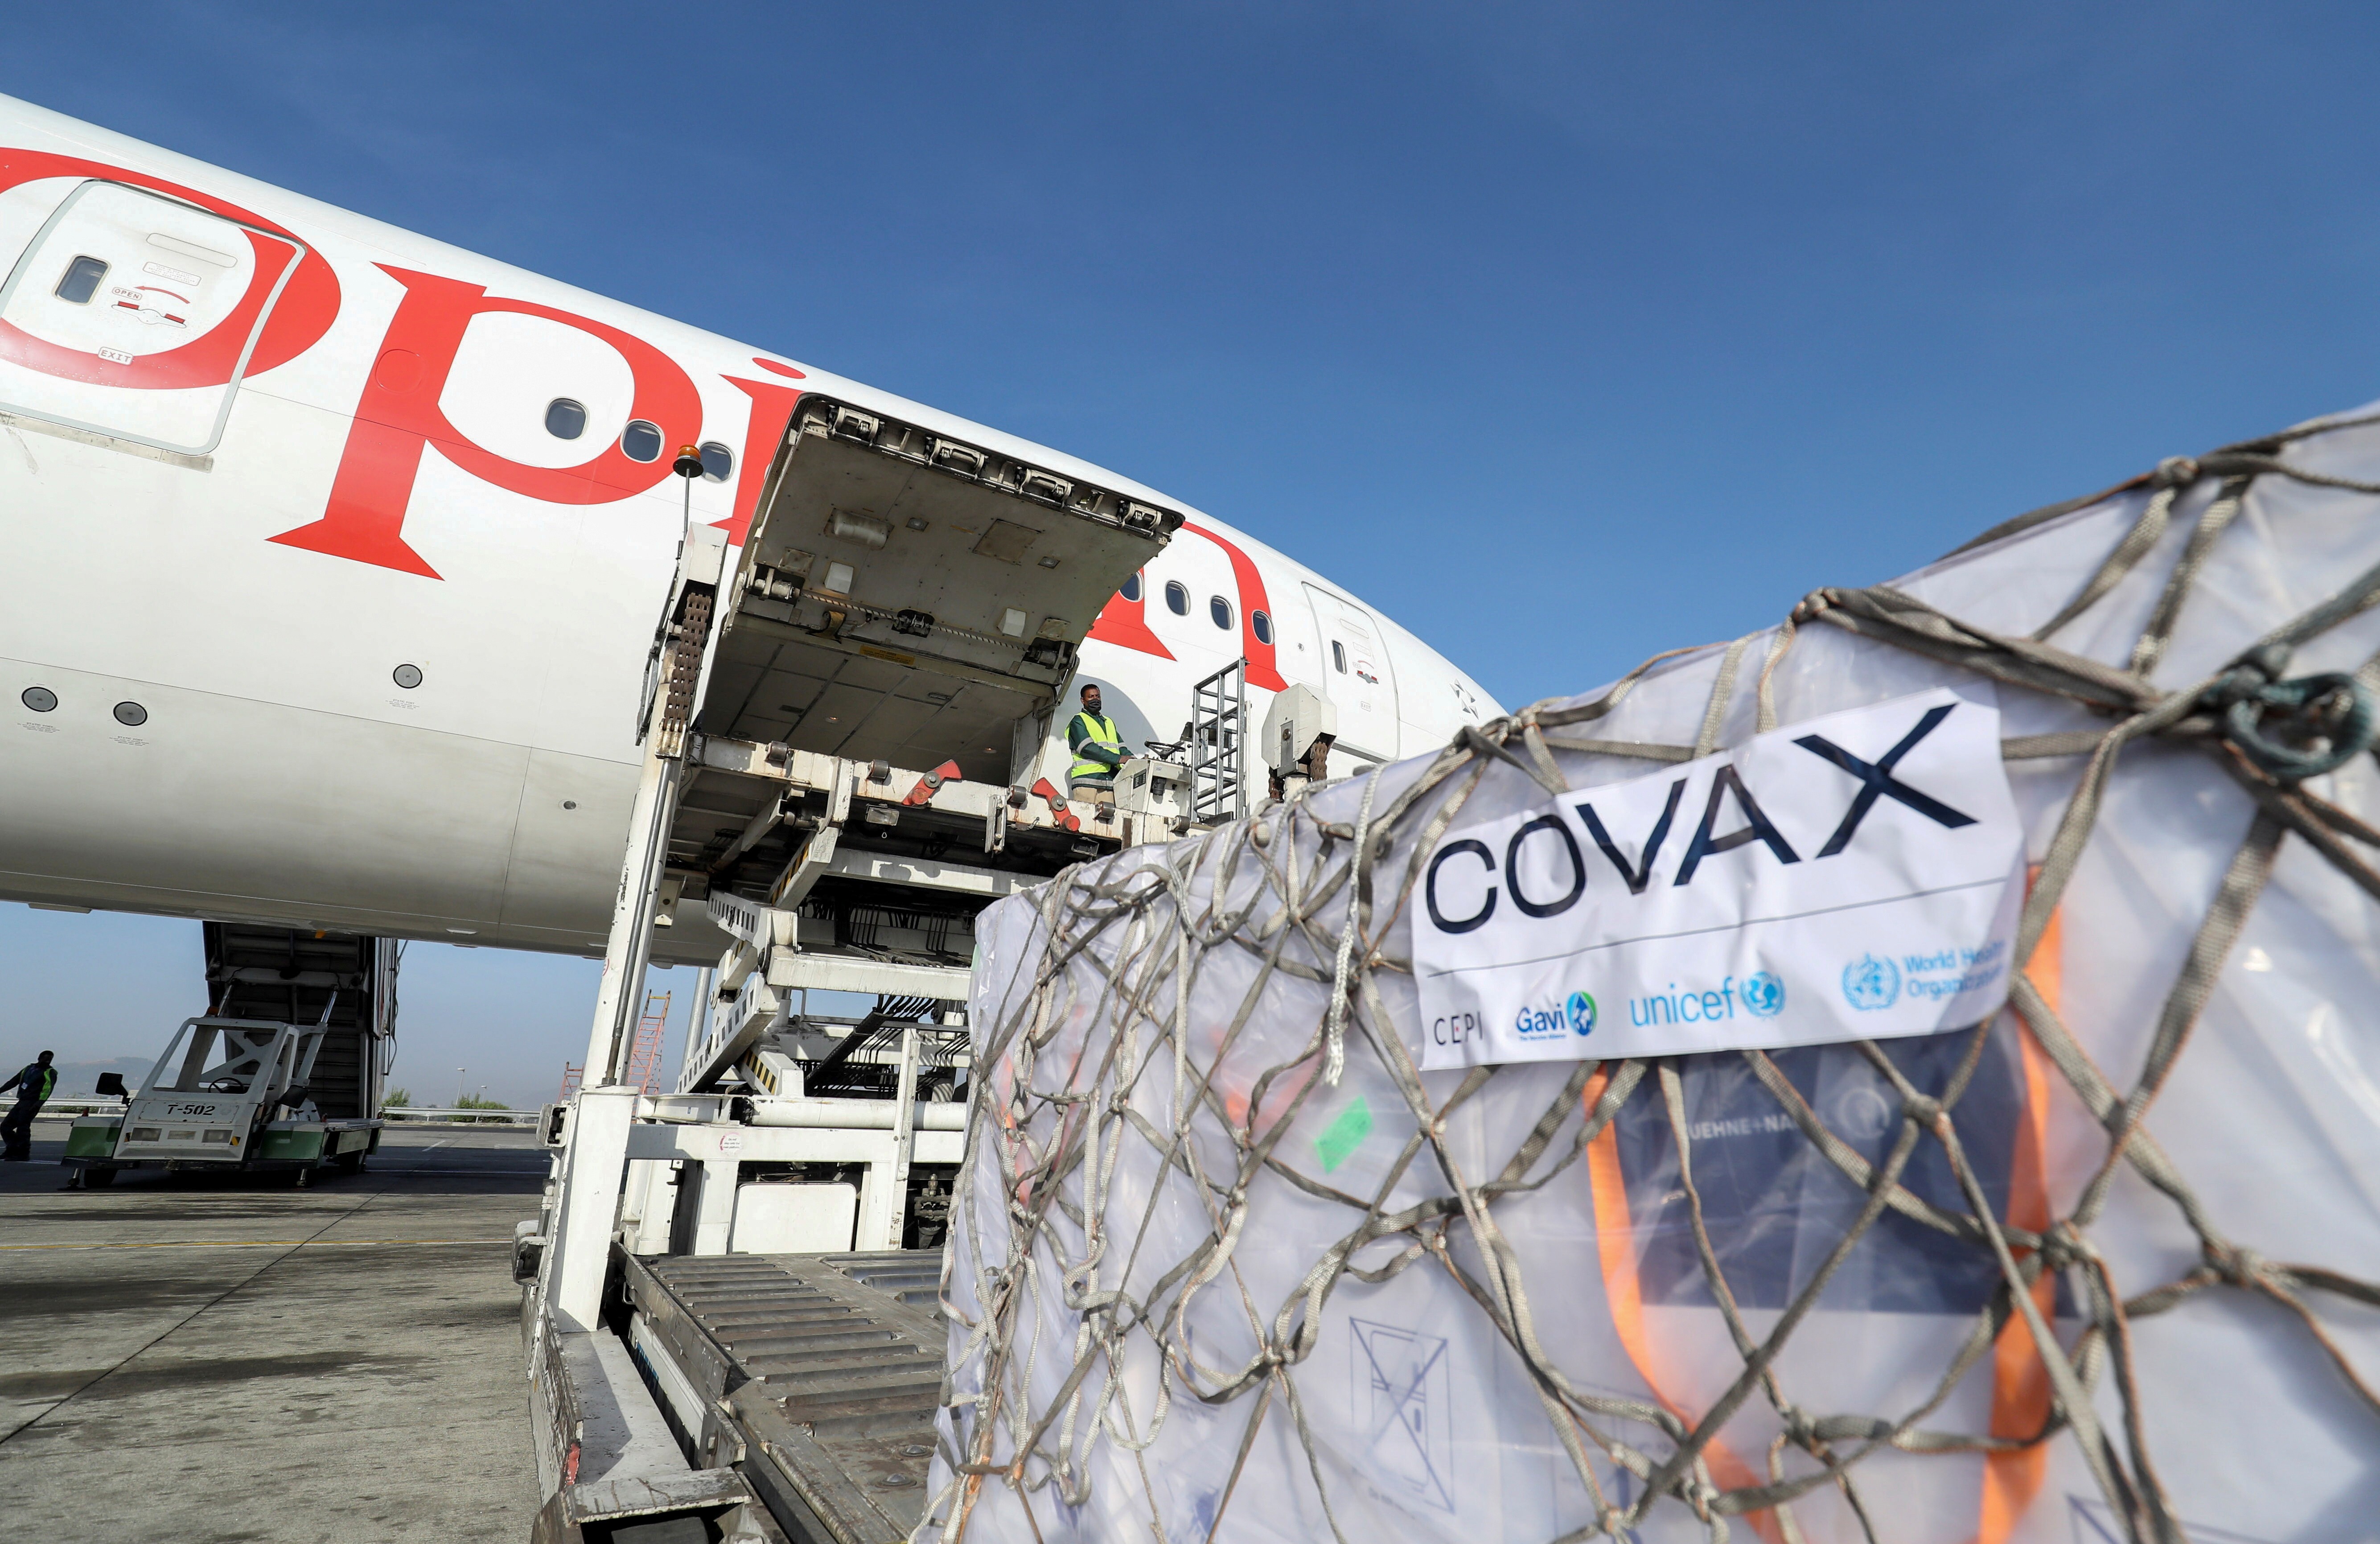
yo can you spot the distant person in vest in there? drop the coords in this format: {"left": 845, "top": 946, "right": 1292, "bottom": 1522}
{"left": 1066, "top": 683, "right": 1127, "bottom": 806}
{"left": 1, "top": 1050, "right": 58, "bottom": 1161}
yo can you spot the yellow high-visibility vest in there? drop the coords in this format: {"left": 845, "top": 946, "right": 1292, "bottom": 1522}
{"left": 1068, "top": 710, "right": 1124, "bottom": 783}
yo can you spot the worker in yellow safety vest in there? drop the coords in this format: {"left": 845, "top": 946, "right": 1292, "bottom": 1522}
{"left": 1066, "top": 683, "right": 1126, "bottom": 805}
{"left": 0, "top": 1050, "right": 56, "bottom": 1162}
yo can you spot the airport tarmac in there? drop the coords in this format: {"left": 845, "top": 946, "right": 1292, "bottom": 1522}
{"left": 0, "top": 1121, "right": 549, "bottom": 1542}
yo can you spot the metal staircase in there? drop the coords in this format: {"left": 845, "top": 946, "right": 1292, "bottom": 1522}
{"left": 1188, "top": 658, "right": 1249, "bottom": 825}
{"left": 201, "top": 923, "right": 396, "bottom": 1120}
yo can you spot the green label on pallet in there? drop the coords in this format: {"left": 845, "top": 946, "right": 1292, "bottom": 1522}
{"left": 1314, "top": 1096, "right": 1373, "bottom": 1173}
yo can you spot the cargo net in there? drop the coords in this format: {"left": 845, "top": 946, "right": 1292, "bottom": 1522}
{"left": 929, "top": 414, "right": 2380, "bottom": 1544}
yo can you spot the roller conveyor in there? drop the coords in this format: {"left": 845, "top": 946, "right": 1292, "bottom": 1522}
{"left": 621, "top": 1248, "right": 947, "bottom": 1544}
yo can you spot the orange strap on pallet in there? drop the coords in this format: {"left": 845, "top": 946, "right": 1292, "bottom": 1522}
{"left": 1976, "top": 899, "right": 2061, "bottom": 1544}
{"left": 1580, "top": 903, "right": 2063, "bottom": 1540}
{"left": 1582, "top": 1067, "right": 1785, "bottom": 1541}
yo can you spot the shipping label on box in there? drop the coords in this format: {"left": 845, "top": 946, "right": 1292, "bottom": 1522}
{"left": 1413, "top": 688, "right": 2023, "bottom": 1067}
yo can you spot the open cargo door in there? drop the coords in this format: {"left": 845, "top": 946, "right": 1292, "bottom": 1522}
{"left": 645, "top": 396, "right": 1186, "bottom": 937}
{"left": 698, "top": 397, "right": 1180, "bottom": 782}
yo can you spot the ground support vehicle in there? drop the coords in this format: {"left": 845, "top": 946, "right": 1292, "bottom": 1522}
{"left": 516, "top": 401, "right": 1222, "bottom": 1541}
{"left": 63, "top": 1013, "right": 382, "bottom": 1186}
{"left": 64, "top": 926, "right": 395, "bottom": 1187}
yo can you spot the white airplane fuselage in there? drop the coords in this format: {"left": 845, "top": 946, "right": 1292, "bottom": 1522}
{"left": 0, "top": 95, "right": 1498, "bottom": 963}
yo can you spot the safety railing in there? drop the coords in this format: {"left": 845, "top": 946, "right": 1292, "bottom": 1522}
{"left": 379, "top": 1107, "right": 540, "bottom": 1124}
{"left": 30, "top": 1100, "right": 536, "bottom": 1123}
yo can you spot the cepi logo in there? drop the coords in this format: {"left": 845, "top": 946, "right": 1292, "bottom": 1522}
{"left": 1516, "top": 990, "right": 1597, "bottom": 1040}
{"left": 1842, "top": 953, "right": 1902, "bottom": 1011}
{"left": 1742, "top": 972, "right": 1786, "bottom": 1018}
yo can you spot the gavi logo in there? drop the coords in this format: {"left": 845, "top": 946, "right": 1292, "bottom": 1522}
{"left": 1513, "top": 989, "right": 1597, "bottom": 1040}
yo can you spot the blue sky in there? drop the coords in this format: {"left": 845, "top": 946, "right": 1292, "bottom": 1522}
{"left": 6, "top": 2, "right": 2380, "bottom": 1102}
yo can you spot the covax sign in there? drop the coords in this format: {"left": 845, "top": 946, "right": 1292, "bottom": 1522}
{"left": 1414, "top": 688, "right": 2023, "bottom": 1068}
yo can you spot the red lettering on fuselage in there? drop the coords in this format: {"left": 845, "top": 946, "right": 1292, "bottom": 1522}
{"left": 1086, "top": 577, "right": 1175, "bottom": 660}
{"left": 715, "top": 370, "right": 804, "bottom": 548}
{"left": 1182, "top": 523, "right": 1286, "bottom": 690}
{"left": 268, "top": 266, "right": 704, "bottom": 578}
{"left": 1083, "top": 526, "right": 1286, "bottom": 688}
{"left": 2, "top": 150, "right": 1240, "bottom": 629}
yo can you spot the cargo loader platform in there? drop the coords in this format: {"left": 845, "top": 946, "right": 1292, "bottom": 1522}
{"left": 517, "top": 395, "right": 1207, "bottom": 1542}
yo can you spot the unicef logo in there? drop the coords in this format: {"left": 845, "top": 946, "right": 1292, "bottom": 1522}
{"left": 1565, "top": 990, "right": 1597, "bottom": 1036}
{"left": 1842, "top": 954, "right": 1902, "bottom": 1011}
{"left": 1742, "top": 972, "right": 1785, "bottom": 1019}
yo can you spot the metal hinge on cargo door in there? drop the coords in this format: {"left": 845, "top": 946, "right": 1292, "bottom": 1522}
{"left": 652, "top": 589, "right": 713, "bottom": 753}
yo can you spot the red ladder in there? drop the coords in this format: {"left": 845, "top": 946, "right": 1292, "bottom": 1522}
{"left": 622, "top": 991, "right": 673, "bottom": 1095}
{"left": 555, "top": 990, "right": 672, "bottom": 1099}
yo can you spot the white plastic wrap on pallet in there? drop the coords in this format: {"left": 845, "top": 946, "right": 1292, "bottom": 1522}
{"left": 931, "top": 407, "right": 2380, "bottom": 1543}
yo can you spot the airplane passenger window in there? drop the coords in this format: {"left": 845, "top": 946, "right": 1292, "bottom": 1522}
{"left": 545, "top": 399, "right": 587, "bottom": 440}
{"left": 1332, "top": 641, "right": 1347, "bottom": 673}
{"left": 1120, "top": 572, "right": 1142, "bottom": 603}
{"left": 1209, "top": 595, "right": 1233, "bottom": 631}
{"left": 53, "top": 255, "right": 108, "bottom": 304}
{"left": 1164, "top": 580, "right": 1189, "bottom": 616}
{"left": 621, "top": 420, "right": 663, "bottom": 462}
{"left": 1251, "top": 609, "right": 1272, "bottom": 645}
{"left": 700, "top": 441, "right": 733, "bottom": 482}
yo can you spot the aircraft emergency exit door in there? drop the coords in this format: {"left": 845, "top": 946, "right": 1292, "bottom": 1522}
{"left": 1302, "top": 584, "right": 1399, "bottom": 763}
{"left": 0, "top": 180, "right": 304, "bottom": 454}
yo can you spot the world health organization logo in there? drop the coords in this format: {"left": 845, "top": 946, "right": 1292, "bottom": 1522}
{"left": 1742, "top": 972, "right": 1785, "bottom": 1019}
{"left": 1565, "top": 990, "right": 1597, "bottom": 1036}
{"left": 1842, "top": 953, "right": 1901, "bottom": 1011}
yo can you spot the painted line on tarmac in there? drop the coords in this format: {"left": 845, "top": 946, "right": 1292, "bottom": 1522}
{"left": 0, "top": 1188, "right": 389, "bottom": 1448}
{"left": 0, "top": 1236, "right": 513, "bottom": 1251}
